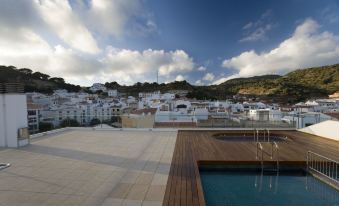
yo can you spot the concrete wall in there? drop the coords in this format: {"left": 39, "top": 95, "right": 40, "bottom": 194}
{"left": 122, "top": 115, "right": 154, "bottom": 128}
{"left": 0, "top": 94, "right": 28, "bottom": 147}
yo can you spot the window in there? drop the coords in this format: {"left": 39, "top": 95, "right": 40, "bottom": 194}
{"left": 28, "top": 110, "right": 36, "bottom": 116}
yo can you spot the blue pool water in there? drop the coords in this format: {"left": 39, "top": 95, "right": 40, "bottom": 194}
{"left": 200, "top": 169, "right": 338, "bottom": 206}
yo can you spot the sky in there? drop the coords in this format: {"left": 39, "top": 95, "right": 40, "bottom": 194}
{"left": 0, "top": 0, "right": 339, "bottom": 86}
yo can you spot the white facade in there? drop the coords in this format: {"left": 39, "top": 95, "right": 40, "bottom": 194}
{"left": 161, "top": 93, "right": 175, "bottom": 100}
{"left": 139, "top": 91, "right": 161, "bottom": 100}
{"left": 155, "top": 111, "right": 197, "bottom": 123}
{"left": 0, "top": 94, "right": 28, "bottom": 147}
{"left": 90, "top": 83, "right": 107, "bottom": 92}
{"left": 282, "top": 112, "right": 333, "bottom": 129}
{"left": 27, "top": 107, "right": 40, "bottom": 133}
{"left": 107, "top": 89, "right": 118, "bottom": 97}
{"left": 193, "top": 108, "right": 209, "bottom": 120}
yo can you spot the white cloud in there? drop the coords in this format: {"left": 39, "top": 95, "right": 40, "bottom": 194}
{"left": 85, "top": 0, "right": 139, "bottom": 37}
{"left": 242, "top": 22, "right": 253, "bottom": 30}
{"left": 216, "top": 19, "right": 339, "bottom": 84}
{"left": 212, "top": 74, "right": 240, "bottom": 85}
{"left": 97, "top": 47, "right": 194, "bottom": 84}
{"left": 197, "top": 66, "right": 207, "bottom": 71}
{"left": 321, "top": 6, "right": 339, "bottom": 24}
{"left": 102, "top": 47, "right": 194, "bottom": 76}
{"left": 175, "top": 75, "right": 185, "bottom": 81}
{"left": 240, "top": 24, "right": 273, "bottom": 42}
{"left": 0, "top": 27, "right": 101, "bottom": 79}
{"left": 0, "top": 0, "right": 190, "bottom": 86}
{"left": 75, "top": 0, "right": 156, "bottom": 38}
{"left": 240, "top": 9, "right": 274, "bottom": 42}
{"left": 195, "top": 79, "right": 203, "bottom": 85}
{"left": 0, "top": 18, "right": 195, "bottom": 86}
{"left": 202, "top": 73, "right": 215, "bottom": 81}
{"left": 35, "top": 0, "right": 100, "bottom": 54}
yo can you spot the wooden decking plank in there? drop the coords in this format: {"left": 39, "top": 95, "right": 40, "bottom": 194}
{"left": 163, "top": 130, "right": 339, "bottom": 206}
{"left": 185, "top": 135, "right": 193, "bottom": 206}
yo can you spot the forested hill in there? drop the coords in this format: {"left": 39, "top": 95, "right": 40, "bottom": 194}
{"left": 0, "top": 66, "right": 81, "bottom": 93}
{"left": 1, "top": 63, "right": 338, "bottom": 103}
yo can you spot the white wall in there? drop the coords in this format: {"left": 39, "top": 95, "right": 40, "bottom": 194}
{"left": 0, "top": 95, "right": 6, "bottom": 146}
{"left": 0, "top": 94, "right": 28, "bottom": 147}
{"left": 299, "top": 120, "right": 339, "bottom": 141}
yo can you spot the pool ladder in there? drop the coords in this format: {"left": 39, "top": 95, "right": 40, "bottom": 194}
{"left": 253, "top": 128, "right": 271, "bottom": 142}
{"left": 256, "top": 141, "right": 279, "bottom": 172}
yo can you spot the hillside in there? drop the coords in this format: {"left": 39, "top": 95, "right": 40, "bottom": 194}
{"left": 1, "top": 64, "right": 338, "bottom": 103}
{"left": 214, "top": 64, "right": 339, "bottom": 102}
{"left": 0, "top": 66, "right": 81, "bottom": 93}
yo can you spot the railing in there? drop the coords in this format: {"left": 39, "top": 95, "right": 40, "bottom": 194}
{"left": 271, "top": 141, "right": 279, "bottom": 171}
{"left": 256, "top": 142, "right": 264, "bottom": 170}
{"left": 28, "top": 113, "right": 296, "bottom": 134}
{"left": 306, "top": 173, "right": 338, "bottom": 204}
{"left": 307, "top": 151, "right": 338, "bottom": 186}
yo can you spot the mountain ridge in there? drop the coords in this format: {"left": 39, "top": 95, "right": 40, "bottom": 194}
{"left": 1, "top": 63, "right": 338, "bottom": 103}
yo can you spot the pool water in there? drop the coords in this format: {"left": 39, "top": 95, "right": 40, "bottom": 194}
{"left": 200, "top": 169, "right": 338, "bottom": 206}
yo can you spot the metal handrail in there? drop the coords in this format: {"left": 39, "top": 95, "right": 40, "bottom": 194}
{"left": 271, "top": 141, "right": 279, "bottom": 170}
{"left": 307, "top": 151, "right": 338, "bottom": 185}
{"left": 256, "top": 142, "right": 264, "bottom": 170}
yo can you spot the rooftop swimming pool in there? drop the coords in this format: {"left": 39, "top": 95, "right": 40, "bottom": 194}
{"left": 200, "top": 166, "right": 338, "bottom": 206}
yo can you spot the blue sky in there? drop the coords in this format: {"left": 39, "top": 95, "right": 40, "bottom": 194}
{"left": 0, "top": 0, "right": 339, "bottom": 86}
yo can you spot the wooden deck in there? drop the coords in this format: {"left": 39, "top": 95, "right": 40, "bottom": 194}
{"left": 163, "top": 130, "right": 339, "bottom": 206}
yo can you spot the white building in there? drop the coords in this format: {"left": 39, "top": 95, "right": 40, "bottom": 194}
{"left": 90, "top": 83, "right": 107, "bottom": 92}
{"left": 249, "top": 109, "right": 282, "bottom": 121}
{"left": 107, "top": 89, "right": 118, "bottom": 97}
{"left": 27, "top": 102, "right": 42, "bottom": 134}
{"left": 282, "top": 112, "right": 333, "bottom": 129}
{"left": 1, "top": 85, "right": 29, "bottom": 147}
{"left": 139, "top": 91, "right": 160, "bottom": 100}
{"left": 160, "top": 93, "right": 175, "bottom": 100}
{"left": 193, "top": 108, "right": 209, "bottom": 120}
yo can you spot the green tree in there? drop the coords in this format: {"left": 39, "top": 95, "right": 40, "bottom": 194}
{"left": 49, "top": 77, "right": 65, "bottom": 84}
{"left": 90, "top": 118, "right": 101, "bottom": 126}
{"left": 39, "top": 122, "right": 54, "bottom": 132}
{"left": 18, "top": 68, "right": 33, "bottom": 75}
{"left": 60, "top": 118, "right": 80, "bottom": 127}
{"left": 111, "top": 116, "right": 121, "bottom": 123}
{"left": 32, "top": 72, "right": 50, "bottom": 80}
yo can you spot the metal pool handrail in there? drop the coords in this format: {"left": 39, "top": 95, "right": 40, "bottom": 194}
{"left": 256, "top": 142, "right": 264, "bottom": 170}
{"left": 271, "top": 142, "right": 279, "bottom": 170}
{"left": 307, "top": 151, "right": 338, "bottom": 185}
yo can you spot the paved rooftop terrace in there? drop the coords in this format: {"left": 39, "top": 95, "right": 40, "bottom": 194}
{"left": 0, "top": 130, "right": 177, "bottom": 206}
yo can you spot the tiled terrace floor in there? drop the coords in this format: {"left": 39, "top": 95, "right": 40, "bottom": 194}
{"left": 0, "top": 130, "right": 177, "bottom": 206}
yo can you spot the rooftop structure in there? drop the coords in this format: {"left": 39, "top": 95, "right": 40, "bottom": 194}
{"left": 0, "top": 129, "right": 176, "bottom": 205}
